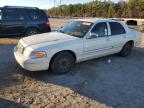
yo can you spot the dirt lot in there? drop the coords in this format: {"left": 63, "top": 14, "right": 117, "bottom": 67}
{"left": 0, "top": 18, "right": 144, "bottom": 108}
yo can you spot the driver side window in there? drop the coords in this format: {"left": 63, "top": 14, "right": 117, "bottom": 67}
{"left": 91, "top": 22, "right": 108, "bottom": 37}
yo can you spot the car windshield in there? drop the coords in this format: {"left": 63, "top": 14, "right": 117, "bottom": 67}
{"left": 0, "top": 9, "right": 2, "bottom": 20}
{"left": 59, "top": 21, "right": 93, "bottom": 38}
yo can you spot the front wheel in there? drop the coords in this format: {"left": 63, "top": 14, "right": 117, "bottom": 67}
{"left": 51, "top": 52, "right": 75, "bottom": 74}
{"left": 119, "top": 42, "right": 133, "bottom": 57}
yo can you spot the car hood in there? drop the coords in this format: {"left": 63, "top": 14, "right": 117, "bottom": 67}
{"left": 21, "top": 32, "right": 78, "bottom": 48}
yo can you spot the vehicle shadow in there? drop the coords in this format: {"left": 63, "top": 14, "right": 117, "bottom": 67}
{"left": 0, "top": 35, "right": 22, "bottom": 38}
{"left": 1, "top": 45, "right": 144, "bottom": 107}
{"left": 22, "top": 47, "right": 144, "bottom": 107}
{"left": 0, "top": 98, "right": 28, "bottom": 108}
{"left": 0, "top": 45, "right": 23, "bottom": 90}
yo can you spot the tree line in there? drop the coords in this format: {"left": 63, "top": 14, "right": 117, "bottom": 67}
{"left": 47, "top": 0, "right": 144, "bottom": 18}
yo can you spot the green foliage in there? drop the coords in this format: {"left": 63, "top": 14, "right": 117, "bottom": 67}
{"left": 47, "top": 0, "right": 144, "bottom": 18}
{"left": 108, "top": 3, "right": 115, "bottom": 18}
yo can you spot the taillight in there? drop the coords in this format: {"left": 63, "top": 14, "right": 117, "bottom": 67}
{"left": 46, "top": 21, "right": 50, "bottom": 27}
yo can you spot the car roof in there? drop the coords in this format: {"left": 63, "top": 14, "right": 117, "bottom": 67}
{"left": 75, "top": 18, "right": 119, "bottom": 23}
{"left": 2, "top": 6, "right": 39, "bottom": 10}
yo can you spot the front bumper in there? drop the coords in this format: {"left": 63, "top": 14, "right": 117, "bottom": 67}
{"left": 14, "top": 47, "right": 50, "bottom": 71}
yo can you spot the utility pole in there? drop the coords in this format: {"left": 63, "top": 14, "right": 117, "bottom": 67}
{"left": 60, "top": 0, "right": 62, "bottom": 16}
{"left": 53, "top": 0, "right": 62, "bottom": 16}
{"left": 54, "top": 0, "right": 56, "bottom": 16}
{"left": 108, "top": 0, "right": 111, "bottom": 3}
{"left": 54, "top": 0, "right": 55, "bottom": 8}
{"left": 91, "top": 0, "right": 94, "bottom": 17}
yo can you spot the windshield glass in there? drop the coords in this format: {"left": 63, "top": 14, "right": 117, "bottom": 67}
{"left": 0, "top": 9, "right": 2, "bottom": 20}
{"left": 59, "top": 21, "right": 93, "bottom": 38}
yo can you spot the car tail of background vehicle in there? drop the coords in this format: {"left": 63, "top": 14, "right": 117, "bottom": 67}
{"left": 0, "top": 6, "right": 51, "bottom": 37}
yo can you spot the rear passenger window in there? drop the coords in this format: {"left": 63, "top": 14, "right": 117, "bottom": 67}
{"left": 27, "top": 10, "right": 46, "bottom": 20}
{"left": 3, "top": 9, "right": 24, "bottom": 20}
{"left": 109, "top": 22, "right": 126, "bottom": 35}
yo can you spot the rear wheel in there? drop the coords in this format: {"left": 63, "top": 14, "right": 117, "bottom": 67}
{"left": 25, "top": 28, "right": 39, "bottom": 36}
{"left": 51, "top": 52, "right": 75, "bottom": 74}
{"left": 120, "top": 42, "right": 133, "bottom": 57}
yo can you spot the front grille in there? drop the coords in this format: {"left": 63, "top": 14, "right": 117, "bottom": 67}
{"left": 17, "top": 42, "right": 24, "bottom": 54}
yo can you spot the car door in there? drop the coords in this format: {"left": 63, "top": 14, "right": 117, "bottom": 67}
{"left": 83, "top": 22, "right": 112, "bottom": 60}
{"left": 107, "top": 22, "right": 127, "bottom": 53}
{"left": 0, "top": 19, "right": 2, "bottom": 35}
{"left": 2, "top": 9, "right": 26, "bottom": 35}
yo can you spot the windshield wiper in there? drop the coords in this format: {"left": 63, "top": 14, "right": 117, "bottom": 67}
{"left": 66, "top": 32, "right": 82, "bottom": 38}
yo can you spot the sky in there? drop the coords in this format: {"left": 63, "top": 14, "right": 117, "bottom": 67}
{"left": 0, "top": 0, "right": 118, "bottom": 9}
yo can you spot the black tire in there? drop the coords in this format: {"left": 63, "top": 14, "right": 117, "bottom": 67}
{"left": 120, "top": 42, "right": 133, "bottom": 57}
{"left": 51, "top": 52, "right": 75, "bottom": 74}
{"left": 25, "top": 28, "right": 39, "bottom": 36}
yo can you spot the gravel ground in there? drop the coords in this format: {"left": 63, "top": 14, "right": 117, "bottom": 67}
{"left": 0, "top": 18, "right": 144, "bottom": 108}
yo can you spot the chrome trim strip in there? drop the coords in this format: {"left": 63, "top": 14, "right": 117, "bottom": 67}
{"left": 84, "top": 44, "right": 122, "bottom": 54}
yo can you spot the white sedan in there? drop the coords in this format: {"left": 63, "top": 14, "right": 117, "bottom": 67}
{"left": 14, "top": 19, "right": 141, "bottom": 74}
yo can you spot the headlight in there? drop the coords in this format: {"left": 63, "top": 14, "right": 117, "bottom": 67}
{"left": 23, "top": 48, "right": 31, "bottom": 57}
{"left": 30, "top": 51, "right": 47, "bottom": 58}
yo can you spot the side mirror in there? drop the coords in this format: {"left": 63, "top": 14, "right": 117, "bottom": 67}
{"left": 87, "top": 32, "right": 98, "bottom": 39}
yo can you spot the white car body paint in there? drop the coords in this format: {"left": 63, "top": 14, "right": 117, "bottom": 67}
{"left": 14, "top": 19, "right": 141, "bottom": 71}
